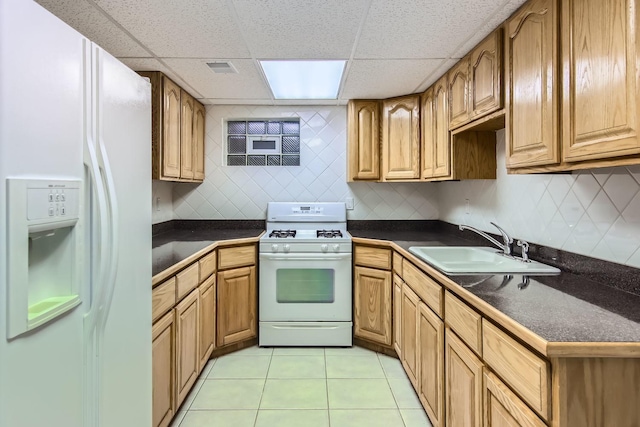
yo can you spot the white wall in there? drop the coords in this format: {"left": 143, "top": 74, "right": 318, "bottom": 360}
{"left": 172, "top": 105, "right": 439, "bottom": 220}
{"left": 438, "top": 130, "right": 640, "bottom": 269}
{"left": 152, "top": 180, "right": 174, "bottom": 224}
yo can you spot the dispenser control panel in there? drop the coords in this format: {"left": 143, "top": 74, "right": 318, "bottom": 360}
{"left": 27, "top": 183, "right": 80, "bottom": 220}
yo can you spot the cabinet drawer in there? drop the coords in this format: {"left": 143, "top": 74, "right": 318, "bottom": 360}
{"left": 355, "top": 246, "right": 391, "bottom": 269}
{"left": 402, "top": 261, "right": 442, "bottom": 317}
{"left": 482, "top": 320, "right": 550, "bottom": 421}
{"left": 199, "top": 250, "right": 217, "bottom": 282}
{"left": 392, "top": 252, "right": 403, "bottom": 276}
{"left": 445, "top": 291, "right": 482, "bottom": 356}
{"left": 152, "top": 277, "right": 176, "bottom": 323}
{"left": 176, "top": 262, "right": 199, "bottom": 301}
{"left": 218, "top": 245, "right": 256, "bottom": 270}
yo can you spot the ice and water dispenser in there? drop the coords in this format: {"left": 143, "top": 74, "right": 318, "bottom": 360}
{"left": 6, "top": 178, "right": 83, "bottom": 339}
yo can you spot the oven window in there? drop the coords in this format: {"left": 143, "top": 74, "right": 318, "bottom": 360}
{"left": 276, "top": 269, "right": 335, "bottom": 303}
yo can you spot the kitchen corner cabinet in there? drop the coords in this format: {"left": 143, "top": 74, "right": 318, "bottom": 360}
{"left": 381, "top": 95, "right": 421, "bottom": 181}
{"left": 353, "top": 244, "right": 394, "bottom": 347}
{"left": 138, "top": 71, "right": 205, "bottom": 182}
{"left": 175, "top": 288, "right": 200, "bottom": 408}
{"left": 505, "top": 0, "right": 560, "bottom": 169}
{"left": 216, "top": 244, "right": 257, "bottom": 347}
{"left": 198, "top": 274, "right": 215, "bottom": 371}
{"left": 152, "top": 310, "right": 175, "bottom": 427}
{"left": 347, "top": 100, "right": 380, "bottom": 181}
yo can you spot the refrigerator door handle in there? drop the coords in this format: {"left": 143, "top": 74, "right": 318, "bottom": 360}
{"left": 96, "top": 137, "right": 119, "bottom": 329}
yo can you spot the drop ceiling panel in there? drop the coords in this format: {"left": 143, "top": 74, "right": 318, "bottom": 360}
{"left": 341, "top": 59, "right": 445, "bottom": 99}
{"left": 414, "top": 59, "right": 459, "bottom": 92}
{"left": 355, "top": 0, "right": 507, "bottom": 59}
{"left": 93, "top": 0, "right": 251, "bottom": 58}
{"left": 163, "top": 59, "right": 272, "bottom": 99}
{"left": 117, "top": 58, "right": 196, "bottom": 95}
{"left": 231, "top": 0, "right": 368, "bottom": 59}
{"left": 34, "top": 0, "right": 149, "bottom": 57}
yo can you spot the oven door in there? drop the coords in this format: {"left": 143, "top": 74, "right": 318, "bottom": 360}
{"left": 259, "top": 252, "right": 352, "bottom": 322}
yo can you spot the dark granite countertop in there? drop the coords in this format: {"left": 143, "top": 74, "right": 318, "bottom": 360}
{"left": 350, "top": 223, "right": 640, "bottom": 344}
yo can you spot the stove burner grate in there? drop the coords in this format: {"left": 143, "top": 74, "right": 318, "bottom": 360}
{"left": 317, "top": 229, "right": 343, "bottom": 238}
{"left": 269, "top": 229, "right": 296, "bottom": 238}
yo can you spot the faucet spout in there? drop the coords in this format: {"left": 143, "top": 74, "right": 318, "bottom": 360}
{"left": 458, "top": 223, "right": 513, "bottom": 256}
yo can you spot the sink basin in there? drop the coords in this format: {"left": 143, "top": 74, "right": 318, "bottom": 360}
{"left": 408, "top": 246, "right": 560, "bottom": 275}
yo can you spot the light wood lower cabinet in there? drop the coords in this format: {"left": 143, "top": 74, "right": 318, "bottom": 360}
{"left": 152, "top": 311, "right": 175, "bottom": 427}
{"left": 198, "top": 275, "right": 215, "bottom": 371}
{"left": 445, "top": 327, "right": 483, "bottom": 427}
{"left": 175, "top": 288, "right": 200, "bottom": 408}
{"left": 484, "top": 370, "right": 546, "bottom": 427}
{"left": 217, "top": 266, "right": 256, "bottom": 347}
{"left": 401, "top": 283, "right": 420, "bottom": 389}
{"left": 418, "top": 302, "right": 444, "bottom": 427}
{"left": 354, "top": 266, "right": 392, "bottom": 346}
{"left": 393, "top": 275, "right": 403, "bottom": 356}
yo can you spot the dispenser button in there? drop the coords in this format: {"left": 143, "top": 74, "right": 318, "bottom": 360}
{"left": 48, "top": 193, "right": 54, "bottom": 202}
{"left": 60, "top": 193, "right": 65, "bottom": 202}
{"left": 48, "top": 207, "right": 54, "bottom": 216}
{"left": 61, "top": 206, "right": 66, "bottom": 216}
{"left": 55, "top": 194, "right": 61, "bottom": 202}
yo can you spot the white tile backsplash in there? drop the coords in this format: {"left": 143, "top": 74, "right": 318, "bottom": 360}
{"left": 172, "top": 105, "right": 439, "bottom": 220}
{"left": 152, "top": 180, "right": 174, "bottom": 224}
{"left": 438, "top": 130, "right": 640, "bottom": 268}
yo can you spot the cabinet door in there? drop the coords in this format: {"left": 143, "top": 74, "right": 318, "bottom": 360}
{"left": 421, "top": 88, "right": 436, "bottom": 178}
{"left": 449, "top": 58, "right": 471, "bottom": 129}
{"left": 562, "top": 0, "right": 640, "bottom": 162}
{"left": 484, "top": 370, "right": 546, "bottom": 427}
{"left": 393, "top": 275, "right": 402, "bottom": 357}
{"left": 354, "top": 266, "right": 392, "bottom": 346}
{"left": 162, "top": 77, "right": 181, "bottom": 179}
{"left": 193, "top": 100, "right": 205, "bottom": 181}
{"left": 217, "top": 266, "right": 256, "bottom": 347}
{"left": 175, "top": 289, "right": 199, "bottom": 408}
{"left": 433, "top": 76, "right": 451, "bottom": 178}
{"left": 505, "top": 0, "right": 560, "bottom": 168}
{"left": 419, "top": 302, "right": 444, "bottom": 427}
{"left": 152, "top": 311, "right": 175, "bottom": 427}
{"left": 401, "top": 283, "right": 420, "bottom": 389}
{"left": 198, "top": 276, "right": 216, "bottom": 371}
{"left": 445, "top": 328, "right": 483, "bottom": 427}
{"left": 470, "top": 29, "right": 503, "bottom": 119}
{"left": 180, "top": 90, "right": 195, "bottom": 180}
{"left": 381, "top": 95, "right": 420, "bottom": 180}
{"left": 348, "top": 100, "right": 380, "bottom": 180}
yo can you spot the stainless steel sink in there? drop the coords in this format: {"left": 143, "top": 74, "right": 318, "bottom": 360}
{"left": 408, "top": 246, "right": 560, "bottom": 275}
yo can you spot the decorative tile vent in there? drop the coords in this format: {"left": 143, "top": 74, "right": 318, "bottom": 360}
{"left": 225, "top": 119, "right": 300, "bottom": 166}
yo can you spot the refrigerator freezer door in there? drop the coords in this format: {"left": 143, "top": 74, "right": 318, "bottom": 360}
{"left": 0, "top": 0, "right": 88, "bottom": 425}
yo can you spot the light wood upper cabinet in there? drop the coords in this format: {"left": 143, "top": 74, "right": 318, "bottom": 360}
{"left": 348, "top": 100, "right": 380, "bottom": 181}
{"left": 445, "top": 328, "right": 483, "bottom": 427}
{"left": 217, "top": 266, "right": 256, "bottom": 347}
{"left": 401, "top": 283, "right": 420, "bottom": 389}
{"left": 152, "top": 311, "right": 175, "bottom": 427}
{"left": 419, "top": 302, "right": 444, "bottom": 427}
{"left": 505, "top": 0, "right": 560, "bottom": 168}
{"left": 561, "top": 0, "right": 640, "bottom": 162}
{"left": 198, "top": 275, "right": 215, "bottom": 372}
{"left": 354, "top": 266, "right": 392, "bottom": 346}
{"left": 381, "top": 95, "right": 421, "bottom": 180}
{"left": 433, "top": 77, "right": 451, "bottom": 178}
{"left": 180, "top": 90, "right": 195, "bottom": 180}
{"left": 449, "top": 58, "right": 471, "bottom": 129}
{"left": 470, "top": 29, "right": 503, "bottom": 119}
{"left": 193, "top": 101, "right": 205, "bottom": 181}
{"left": 139, "top": 71, "right": 205, "bottom": 182}
{"left": 421, "top": 88, "right": 436, "bottom": 178}
{"left": 175, "top": 288, "right": 199, "bottom": 408}
{"left": 162, "top": 77, "right": 181, "bottom": 179}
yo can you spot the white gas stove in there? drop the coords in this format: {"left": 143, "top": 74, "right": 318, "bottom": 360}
{"left": 259, "top": 202, "right": 353, "bottom": 347}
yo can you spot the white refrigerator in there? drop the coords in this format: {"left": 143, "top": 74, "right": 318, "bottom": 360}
{"left": 0, "top": 0, "right": 152, "bottom": 426}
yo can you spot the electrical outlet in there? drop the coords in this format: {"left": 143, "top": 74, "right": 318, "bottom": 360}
{"left": 465, "top": 199, "right": 470, "bottom": 214}
{"left": 346, "top": 197, "right": 354, "bottom": 210}
{"left": 155, "top": 197, "right": 161, "bottom": 211}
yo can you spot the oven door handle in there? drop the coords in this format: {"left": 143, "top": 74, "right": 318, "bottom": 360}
{"left": 259, "top": 253, "right": 352, "bottom": 261}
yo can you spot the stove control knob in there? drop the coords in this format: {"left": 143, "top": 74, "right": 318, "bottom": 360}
{"left": 284, "top": 244, "right": 290, "bottom": 253}
{"left": 271, "top": 244, "right": 279, "bottom": 253}
{"left": 332, "top": 244, "right": 340, "bottom": 252}
{"left": 321, "top": 244, "right": 329, "bottom": 253}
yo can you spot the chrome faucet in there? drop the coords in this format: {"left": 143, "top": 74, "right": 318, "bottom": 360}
{"left": 458, "top": 222, "right": 514, "bottom": 256}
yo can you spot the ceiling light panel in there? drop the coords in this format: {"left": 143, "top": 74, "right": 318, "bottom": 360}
{"left": 260, "top": 60, "right": 346, "bottom": 99}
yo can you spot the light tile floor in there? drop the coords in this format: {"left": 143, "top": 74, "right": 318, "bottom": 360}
{"left": 170, "top": 346, "right": 433, "bottom": 427}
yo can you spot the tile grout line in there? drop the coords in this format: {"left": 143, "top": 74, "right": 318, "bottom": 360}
{"left": 253, "top": 349, "right": 274, "bottom": 427}
{"left": 324, "top": 348, "right": 332, "bottom": 427}
{"left": 378, "top": 352, "right": 409, "bottom": 427}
